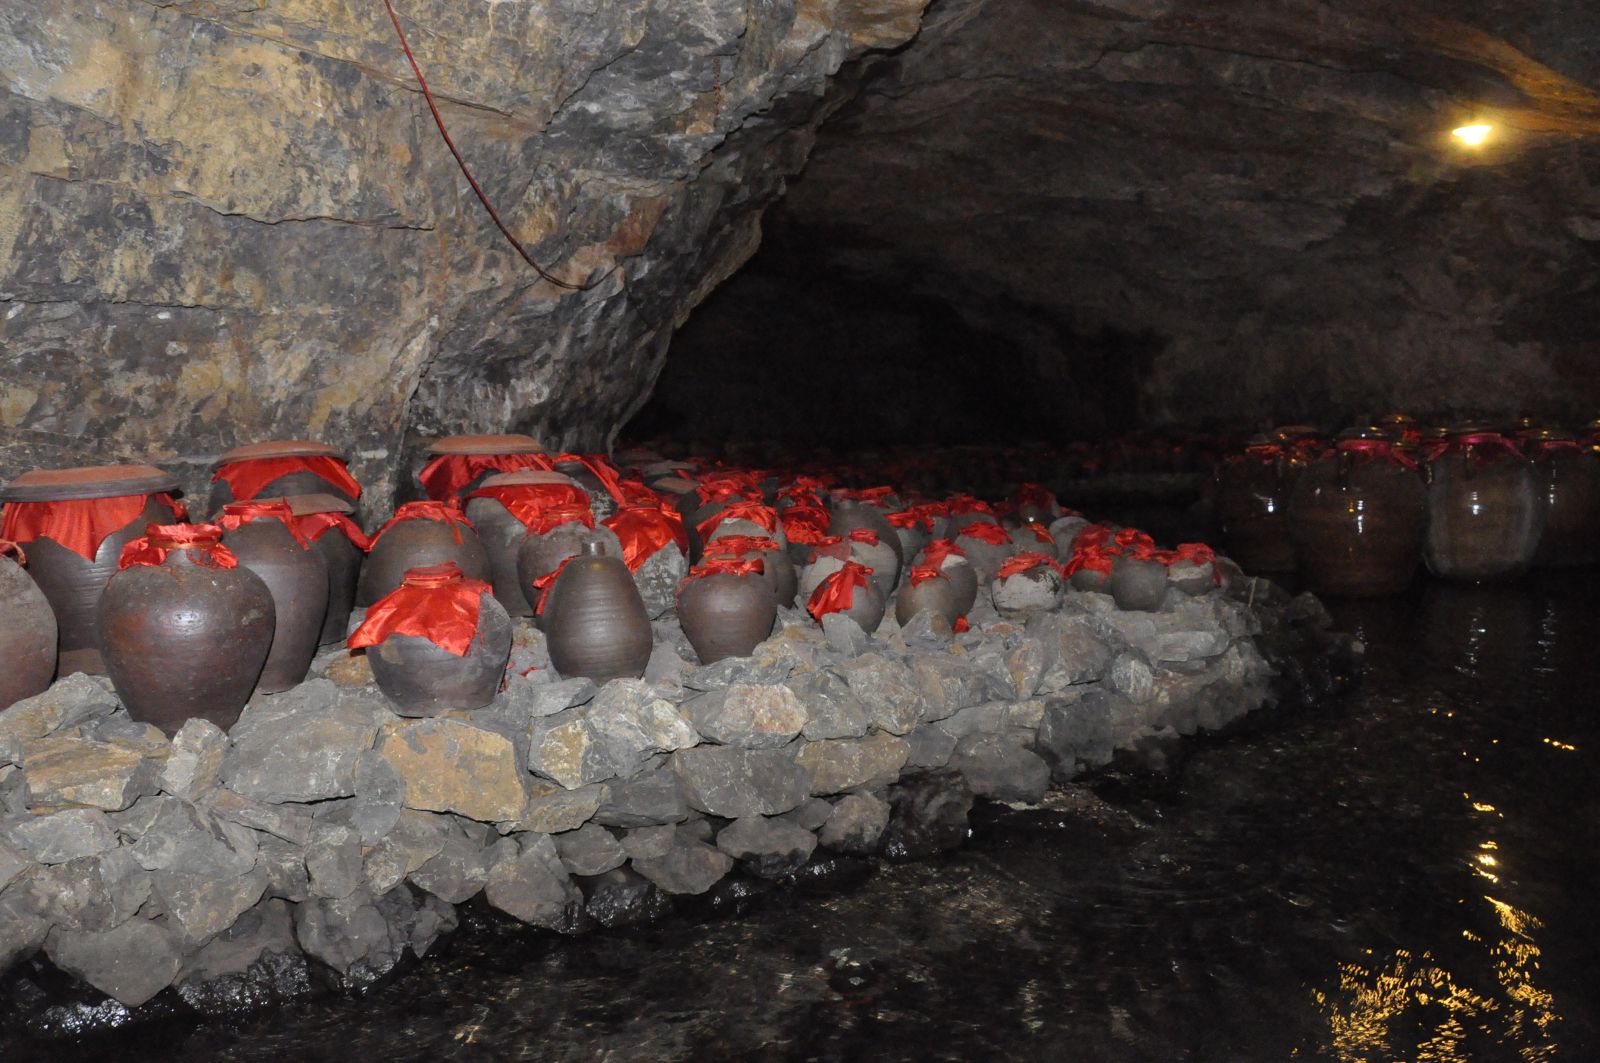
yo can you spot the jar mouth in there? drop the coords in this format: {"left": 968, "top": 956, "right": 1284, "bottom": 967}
{"left": 145, "top": 522, "right": 223, "bottom": 549}
{"left": 402, "top": 561, "right": 464, "bottom": 587}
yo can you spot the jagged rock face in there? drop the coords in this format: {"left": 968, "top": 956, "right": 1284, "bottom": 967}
{"left": 0, "top": 0, "right": 927, "bottom": 498}
{"left": 655, "top": 0, "right": 1600, "bottom": 437}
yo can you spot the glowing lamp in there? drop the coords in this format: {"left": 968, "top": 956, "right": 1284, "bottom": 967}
{"left": 1451, "top": 124, "right": 1493, "bottom": 147}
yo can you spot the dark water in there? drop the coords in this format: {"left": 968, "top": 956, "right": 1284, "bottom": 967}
{"left": 18, "top": 573, "right": 1600, "bottom": 1061}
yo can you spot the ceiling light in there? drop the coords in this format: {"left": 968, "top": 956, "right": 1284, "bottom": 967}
{"left": 1451, "top": 124, "right": 1494, "bottom": 147}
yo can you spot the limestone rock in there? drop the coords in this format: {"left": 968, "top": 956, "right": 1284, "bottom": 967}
{"left": 363, "top": 811, "right": 449, "bottom": 895}
{"left": 634, "top": 543, "right": 689, "bottom": 620}
{"left": 714, "top": 815, "right": 817, "bottom": 879}
{"left": 794, "top": 671, "right": 874, "bottom": 741}
{"left": 306, "top": 823, "right": 365, "bottom": 900}
{"left": 153, "top": 863, "right": 271, "bottom": 945}
{"left": 46, "top": 917, "right": 182, "bottom": 1006}
{"left": 593, "top": 765, "right": 691, "bottom": 828}
{"left": 20, "top": 733, "right": 160, "bottom": 811}
{"left": 1, "top": 883, "right": 53, "bottom": 972}
{"left": 0, "top": 833, "right": 31, "bottom": 890}
{"left": 1035, "top": 690, "right": 1132, "bottom": 778}
{"left": 0, "top": 675, "right": 119, "bottom": 759}
{"left": 581, "top": 867, "right": 673, "bottom": 930}
{"left": 950, "top": 733, "right": 1051, "bottom": 804}
{"left": 378, "top": 718, "right": 526, "bottom": 823}
{"left": 2, "top": 808, "right": 118, "bottom": 864}
{"left": 221, "top": 682, "right": 383, "bottom": 803}
{"left": 409, "top": 827, "right": 511, "bottom": 904}
{"left": 911, "top": 654, "right": 989, "bottom": 722}
{"left": 794, "top": 732, "right": 910, "bottom": 795}
{"left": 682, "top": 682, "right": 806, "bottom": 748}
{"left": 631, "top": 835, "right": 734, "bottom": 895}
{"left": 903, "top": 724, "right": 958, "bottom": 770}
{"left": 837, "top": 654, "right": 925, "bottom": 735}
{"left": 779, "top": 797, "right": 835, "bottom": 832}
{"left": 517, "top": 782, "right": 605, "bottom": 834}
{"left": 585, "top": 679, "right": 700, "bottom": 773}
{"left": 1109, "top": 649, "right": 1158, "bottom": 703}
{"left": 818, "top": 792, "right": 890, "bottom": 855}
{"left": 554, "top": 823, "right": 627, "bottom": 877}
{"left": 621, "top": 824, "right": 679, "bottom": 861}
{"left": 673, "top": 746, "right": 811, "bottom": 818}
{"left": 160, "top": 718, "right": 227, "bottom": 802}
{"left": 485, "top": 833, "right": 586, "bottom": 932}
{"left": 208, "top": 789, "right": 315, "bottom": 846}
{"left": 509, "top": 675, "right": 598, "bottom": 720}
{"left": 130, "top": 797, "right": 257, "bottom": 876}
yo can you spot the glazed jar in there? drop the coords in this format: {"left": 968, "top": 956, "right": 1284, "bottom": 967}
{"left": 914, "top": 539, "right": 978, "bottom": 615}
{"left": 1109, "top": 549, "right": 1168, "bottom": 612}
{"left": 677, "top": 558, "right": 778, "bottom": 663}
{"left": 0, "top": 541, "right": 57, "bottom": 710}
{"left": 843, "top": 527, "right": 900, "bottom": 598}
{"left": 702, "top": 535, "right": 795, "bottom": 608}
{"left": 885, "top": 509, "right": 933, "bottom": 572}
{"left": 220, "top": 502, "right": 329, "bottom": 693}
{"left": 99, "top": 524, "right": 275, "bottom": 734}
{"left": 699, "top": 501, "right": 785, "bottom": 551}
{"left": 517, "top": 505, "right": 624, "bottom": 621}
{"left": 0, "top": 465, "right": 183, "bottom": 676}
{"left": 827, "top": 499, "right": 903, "bottom": 571}
{"left": 463, "top": 470, "right": 589, "bottom": 616}
{"left": 1164, "top": 543, "right": 1218, "bottom": 596}
{"left": 289, "top": 494, "right": 370, "bottom": 645}
{"left": 603, "top": 499, "right": 691, "bottom": 619}
{"left": 894, "top": 563, "right": 963, "bottom": 628}
{"left": 208, "top": 440, "right": 361, "bottom": 514}
{"left": 1214, "top": 437, "right": 1304, "bottom": 575}
{"left": 991, "top": 552, "right": 1064, "bottom": 618}
{"left": 359, "top": 501, "right": 490, "bottom": 606}
{"left": 1423, "top": 430, "right": 1542, "bottom": 582}
{"left": 1288, "top": 435, "right": 1427, "bottom": 597}
{"left": 953, "top": 519, "right": 1017, "bottom": 583}
{"left": 348, "top": 562, "right": 511, "bottom": 715}
{"left": 1005, "top": 483, "right": 1061, "bottom": 528}
{"left": 1522, "top": 432, "right": 1600, "bottom": 568}
{"left": 416, "top": 434, "right": 547, "bottom": 502}
{"left": 540, "top": 540, "right": 654, "bottom": 682}
{"left": 548, "top": 453, "right": 628, "bottom": 521}
{"left": 805, "top": 559, "right": 887, "bottom": 634}
{"left": 797, "top": 537, "right": 852, "bottom": 602}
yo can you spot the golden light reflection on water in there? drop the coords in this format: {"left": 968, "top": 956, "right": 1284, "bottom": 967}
{"left": 1312, "top": 890, "right": 1561, "bottom": 1062}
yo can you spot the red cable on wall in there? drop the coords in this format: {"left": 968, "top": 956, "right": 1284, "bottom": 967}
{"left": 380, "top": 0, "right": 593, "bottom": 291}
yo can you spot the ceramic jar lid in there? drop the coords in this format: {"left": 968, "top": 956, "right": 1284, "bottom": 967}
{"left": 0, "top": 464, "right": 181, "bottom": 503}
{"left": 477, "top": 471, "right": 583, "bottom": 489}
{"left": 427, "top": 434, "right": 543, "bottom": 456}
{"left": 213, "top": 440, "right": 348, "bottom": 466}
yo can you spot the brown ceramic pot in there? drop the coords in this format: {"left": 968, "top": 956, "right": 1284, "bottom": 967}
{"left": 0, "top": 547, "right": 57, "bottom": 710}
{"left": 366, "top": 586, "right": 513, "bottom": 717}
{"left": 1109, "top": 555, "right": 1168, "bottom": 612}
{"left": 1214, "top": 438, "right": 1303, "bottom": 575}
{"left": 464, "top": 471, "right": 588, "bottom": 617}
{"left": 677, "top": 568, "right": 778, "bottom": 664}
{"left": 207, "top": 440, "right": 358, "bottom": 513}
{"left": 1424, "top": 431, "right": 1542, "bottom": 582}
{"left": 894, "top": 572, "right": 963, "bottom": 628}
{"left": 518, "top": 519, "right": 625, "bottom": 619}
{"left": 542, "top": 541, "right": 654, "bottom": 682}
{"left": 828, "top": 500, "right": 904, "bottom": 571}
{"left": 0, "top": 465, "right": 182, "bottom": 676}
{"left": 814, "top": 570, "right": 888, "bottom": 634}
{"left": 701, "top": 538, "right": 796, "bottom": 608}
{"left": 221, "top": 507, "right": 329, "bottom": 693}
{"left": 99, "top": 525, "right": 275, "bottom": 735}
{"left": 284, "top": 495, "right": 366, "bottom": 646}
{"left": 359, "top": 506, "right": 491, "bottom": 606}
{"left": 1289, "top": 436, "right": 1427, "bottom": 597}
{"left": 1524, "top": 434, "right": 1600, "bottom": 569}
{"left": 417, "top": 434, "right": 547, "bottom": 502}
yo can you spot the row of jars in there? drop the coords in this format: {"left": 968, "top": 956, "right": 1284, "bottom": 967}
{"left": 1213, "top": 420, "right": 1600, "bottom": 596}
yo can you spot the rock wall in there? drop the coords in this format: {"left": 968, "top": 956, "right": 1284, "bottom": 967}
{"left": 0, "top": 0, "right": 927, "bottom": 501}
{"left": 0, "top": 583, "right": 1337, "bottom": 1015}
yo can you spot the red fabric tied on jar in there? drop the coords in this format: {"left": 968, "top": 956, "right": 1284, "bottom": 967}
{"left": 1112, "top": 527, "right": 1156, "bottom": 552}
{"left": 528, "top": 503, "right": 596, "bottom": 537}
{"left": 369, "top": 501, "right": 475, "bottom": 550}
{"left": 348, "top": 562, "right": 494, "bottom": 657}
{"left": 1013, "top": 483, "right": 1058, "bottom": 512}
{"left": 219, "top": 501, "right": 313, "bottom": 548}
{"left": 212, "top": 455, "right": 363, "bottom": 502}
{"left": 465, "top": 482, "right": 592, "bottom": 531}
{"left": 957, "top": 521, "right": 1013, "bottom": 547}
{"left": 836, "top": 486, "right": 895, "bottom": 504}
{"left": 1334, "top": 438, "right": 1419, "bottom": 471}
{"left": 530, "top": 556, "right": 576, "bottom": 616}
{"left": 417, "top": 452, "right": 550, "bottom": 502}
{"left": 1064, "top": 544, "right": 1118, "bottom": 577}
{"left": 920, "top": 538, "right": 966, "bottom": 569}
{"left": 1, "top": 493, "right": 185, "bottom": 562}
{"left": 119, "top": 523, "right": 240, "bottom": 570}
{"left": 907, "top": 563, "right": 944, "bottom": 585}
{"left": 1156, "top": 541, "right": 1222, "bottom": 584}
{"left": 780, "top": 504, "right": 830, "bottom": 545}
{"left": 1423, "top": 432, "right": 1525, "bottom": 466}
{"left": 996, "top": 552, "right": 1063, "bottom": 580}
{"left": 295, "top": 512, "right": 373, "bottom": 551}
{"left": 683, "top": 556, "right": 766, "bottom": 582}
{"left": 697, "top": 501, "right": 778, "bottom": 540}
{"left": 945, "top": 494, "right": 994, "bottom": 516}
{"left": 704, "top": 535, "right": 782, "bottom": 559}
{"left": 0, "top": 539, "right": 23, "bottom": 564}
{"left": 605, "top": 504, "right": 689, "bottom": 571}
{"left": 1023, "top": 523, "right": 1054, "bottom": 545}
{"left": 805, "top": 560, "right": 872, "bottom": 622}
{"left": 694, "top": 479, "right": 761, "bottom": 507}
{"left": 847, "top": 528, "right": 880, "bottom": 546}
{"left": 547, "top": 452, "right": 628, "bottom": 505}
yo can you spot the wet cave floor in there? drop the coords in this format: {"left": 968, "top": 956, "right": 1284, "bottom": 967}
{"left": 11, "top": 571, "right": 1600, "bottom": 1062}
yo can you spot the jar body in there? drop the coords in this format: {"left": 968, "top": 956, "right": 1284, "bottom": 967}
{"left": 0, "top": 557, "right": 57, "bottom": 710}
{"left": 678, "top": 573, "right": 777, "bottom": 664}
{"left": 894, "top": 574, "right": 962, "bottom": 628}
{"left": 464, "top": 497, "right": 535, "bottom": 616}
{"left": 23, "top": 497, "right": 172, "bottom": 676}
{"left": 1215, "top": 457, "right": 1300, "bottom": 575}
{"left": 1289, "top": 455, "right": 1426, "bottom": 597}
{"left": 209, "top": 469, "right": 358, "bottom": 515}
{"left": 828, "top": 501, "right": 904, "bottom": 572}
{"left": 368, "top": 595, "right": 513, "bottom": 715}
{"left": 315, "top": 530, "right": 364, "bottom": 645}
{"left": 224, "top": 520, "right": 329, "bottom": 693}
{"left": 359, "top": 520, "right": 491, "bottom": 606}
{"left": 1530, "top": 450, "right": 1600, "bottom": 568}
{"left": 1109, "top": 556, "right": 1167, "bottom": 612}
{"left": 1424, "top": 451, "right": 1542, "bottom": 581}
{"left": 543, "top": 550, "right": 654, "bottom": 682}
{"left": 99, "top": 553, "right": 275, "bottom": 734}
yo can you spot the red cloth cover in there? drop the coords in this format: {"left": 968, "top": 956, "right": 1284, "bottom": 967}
{"left": 697, "top": 501, "right": 778, "bottom": 540}
{"left": 604, "top": 504, "right": 687, "bottom": 571}
{"left": 957, "top": 521, "right": 1013, "bottom": 547}
{"left": 1064, "top": 545, "right": 1118, "bottom": 577}
{"left": 997, "top": 552, "right": 1062, "bottom": 580}
{"left": 806, "top": 561, "right": 872, "bottom": 622}
{"left": 465, "top": 482, "right": 591, "bottom": 530}
{"left": 296, "top": 511, "right": 372, "bottom": 551}
{"left": 920, "top": 539, "right": 966, "bottom": 569}
{"left": 0, "top": 539, "right": 22, "bottom": 564}
{"left": 369, "top": 501, "right": 475, "bottom": 549}
{"left": 348, "top": 562, "right": 494, "bottom": 656}
{"left": 780, "top": 504, "right": 830, "bottom": 545}
{"left": 703, "top": 535, "right": 782, "bottom": 559}
{"left": 547, "top": 453, "right": 627, "bottom": 505}
{"left": 682, "top": 556, "right": 766, "bottom": 583}
{"left": 837, "top": 486, "right": 895, "bottom": 504}
{"left": 907, "top": 563, "right": 944, "bottom": 586}
{"left": 1423, "top": 432, "right": 1524, "bottom": 466}
{"left": 945, "top": 494, "right": 994, "bottom": 516}
{"left": 531, "top": 556, "right": 575, "bottom": 616}
{"left": 847, "top": 528, "right": 880, "bottom": 546}
{"left": 213, "top": 455, "right": 363, "bottom": 502}
{"left": 119, "top": 523, "right": 239, "bottom": 570}
{"left": 219, "top": 501, "right": 313, "bottom": 549}
{"left": 1013, "top": 482, "right": 1058, "bottom": 512}
{"left": 1, "top": 493, "right": 184, "bottom": 563}
{"left": 1025, "top": 523, "right": 1054, "bottom": 544}
{"left": 417, "top": 452, "right": 549, "bottom": 501}
{"left": 1334, "top": 438, "right": 1419, "bottom": 471}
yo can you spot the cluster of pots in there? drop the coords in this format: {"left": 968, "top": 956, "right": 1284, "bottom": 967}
{"left": 1213, "top": 416, "right": 1600, "bottom": 596}
{"left": 1, "top": 435, "right": 1236, "bottom": 737}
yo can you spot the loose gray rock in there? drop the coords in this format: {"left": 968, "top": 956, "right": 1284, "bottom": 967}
{"left": 794, "top": 672, "right": 873, "bottom": 741}
{"left": 208, "top": 789, "right": 316, "bottom": 846}
{"left": 673, "top": 746, "right": 811, "bottom": 818}
{"left": 837, "top": 654, "right": 925, "bottom": 735}
{"left": 0, "top": 674, "right": 120, "bottom": 756}
{"left": 258, "top": 833, "right": 311, "bottom": 903}
{"left": 294, "top": 889, "right": 405, "bottom": 981}
{"left": 221, "top": 682, "right": 384, "bottom": 802}
{"left": 363, "top": 810, "right": 448, "bottom": 895}
{"left": 2, "top": 808, "right": 118, "bottom": 864}
{"left": 633, "top": 542, "right": 689, "bottom": 619}
{"left": 130, "top": 798, "right": 257, "bottom": 876}
{"left": 47, "top": 917, "right": 182, "bottom": 1006}
{"left": 822, "top": 612, "right": 870, "bottom": 656}
{"left": 903, "top": 724, "right": 958, "bottom": 769}
{"left": 1, "top": 882, "right": 54, "bottom": 972}
{"left": 18, "top": 732, "right": 161, "bottom": 811}
{"left": 408, "top": 825, "right": 503, "bottom": 904}
{"left": 585, "top": 679, "right": 700, "bottom": 775}
{"left": 621, "top": 823, "right": 678, "bottom": 861}
{"left": 485, "top": 833, "right": 586, "bottom": 932}
{"left": 554, "top": 823, "right": 627, "bottom": 876}
{"left": 910, "top": 654, "right": 988, "bottom": 722}
{"left": 1109, "top": 649, "right": 1158, "bottom": 703}
{"left": 581, "top": 866, "right": 673, "bottom": 929}
{"left": 1035, "top": 690, "right": 1132, "bottom": 778}
{"left": 153, "top": 863, "right": 271, "bottom": 945}
{"left": 950, "top": 733, "right": 1051, "bottom": 803}
{"left": 0, "top": 834, "right": 31, "bottom": 890}
{"left": 794, "top": 733, "right": 910, "bottom": 795}
{"left": 593, "top": 764, "right": 690, "bottom": 828}
{"left": 682, "top": 682, "right": 806, "bottom": 748}
{"left": 779, "top": 797, "right": 835, "bottom": 832}
{"left": 631, "top": 835, "right": 734, "bottom": 895}
{"left": 160, "top": 718, "right": 227, "bottom": 801}
{"left": 306, "top": 823, "right": 365, "bottom": 900}
{"left": 517, "top": 782, "right": 605, "bottom": 834}
{"left": 881, "top": 771, "right": 975, "bottom": 861}
{"left": 508, "top": 675, "right": 598, "bottom": 719}
{"left": 818, "top": 792, "right": 890, "bottom": 855}
{"left": 715, "top": 816, "right": 818, "bottom": 878}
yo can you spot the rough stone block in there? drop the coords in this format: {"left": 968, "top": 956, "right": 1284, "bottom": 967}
{"left": 818, "top": 792, "right": 890, "bottom": 855}
{"left": 682, "top": 682, "right": 806, "bottom": 749}
{"left": 794, "top": 732, "right": 910, "bottom": 795}
{"left": 378, "top": 718, "right": 526, "bottom": 823}
{"left": 160, "top": 718, "right": 227, "bottom": 802}
{"left": 221, "top": 681, "right": 383, "bottom": 802}
{"left": 516, "top": 781, "right": 605, "bottom": 834}
{"left": 554, "top": 823, "right": 627, "bottom": 877}
{"left": 950, "top": 733, "right": 1051, "bottom": 803}
{"left": 486, "top": 833, "right": 586, "bottom": 931}
{"left": 20, "top": 733, "right": 160, "bottom": 811}
{"left": 631, "top": 835, "right": 734, "bottom": 895}
{"left": 837, "top": 654, "right": 925, "bottom": 735}
{"left": 2, "top": 807, "right": 119, "bottom": 864}
{"left": 47, "top": 917, "right": 182, "bottom": 1006}
{"left": 673, "top": 746, "right": 811, "bottom": 818}
{"left": 715, "top": 815, "right": 817, "bottom": 878}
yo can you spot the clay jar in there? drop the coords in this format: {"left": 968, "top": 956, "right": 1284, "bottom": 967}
{"left": 0, "top": 465, "right": 182, "bottom": 676}
{"left": 895, "top": 568, "right": 963, "bottom": 628}
{"left": 806, "top": 561, "right": 887, "bottom": 634}
{"left": 0, "top": 543, "right": 57, "bottom": 710}
{"left": 844, "top": 529, "right": 901, "bottom": 598}
{"left": 1109, "top": 552, "right": 1168, "bottom": 612}
{"left": 1523, "top": 433, "right": 1600, "bottom": 568}
{"left": 464, "top": 471, "right": 589, "bottom": 616}
{"left": 220, "top": 503, "right": 329, "bottom": 693}
{"left": 518, "top": 511, "right": 624, "bottom": 621}
{"left": 953, "top": 520, "right": 1017, "bottom": 583}
{"left": 542, "top": 541, "right": 654, "bottom": 682}
{"left": 702, "top": 536, "right": 796, "bottom": 608}
{"left": 551, "top": 455, "right": 624, "bottom": 521}
{"left": 353, "top": 564, "right": 512, "bottom": 716}
{"left": 208, "top": 440, "right": 360, "bottom": 514}
{"left": 1214, "top": 437, "right": 1304, "bottom": 575}
{"left": 417, "top": 434, "right": 547, "bottom": 502}
{"left": 359, "top": 502, "right": 491, "bottom": 606}
{"left": 914, "top": 541, "right": 979, "bottom": 616}
{"left": 99, "top": 524, "right": 275, "bottom": 735}
{"left": 1288, "top": 435, "right": 1427, "bottom": 597}
{"left": 828, "top": 499, "right": 904, "bottom": 573}
{"left": 286, "top": 494, "right": 368, "bottom": 646}
{"left": 677, "top": 561, "right": 778, "bottom": 664}
{"left": 1424, "top": 430, "right": 1543, "bottom": 582}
